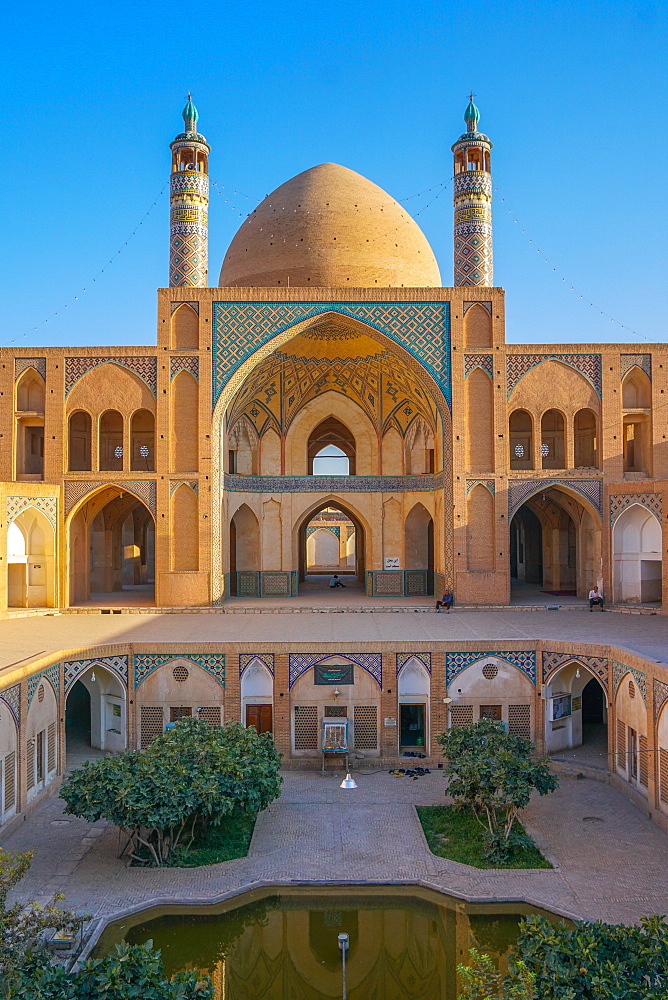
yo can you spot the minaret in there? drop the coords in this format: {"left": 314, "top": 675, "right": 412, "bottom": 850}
{"left": 452, "top": 96, "right": 493, "bottom": 286}
{"left": 169, "top": 96, "right": 210, "bottom": 287}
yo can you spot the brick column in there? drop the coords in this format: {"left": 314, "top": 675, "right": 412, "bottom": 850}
{"left": 273, "top": 653, "right": 291, "bottom": 761}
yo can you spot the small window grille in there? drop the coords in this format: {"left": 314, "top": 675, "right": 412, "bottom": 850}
{"left": 450, "top": 705, "right": 474, "bottom": 727}
{"left": 541, "top": 443, "right": 549, "bottom": 457}
{"left": 482, "top": 662, "right": 498, "bottom": 680}
{"left": 324, "top": 706, "right": 347, "bottom": 717}
{"left": 353, "top": 706, "right": 378, "bottom": 750}
{"left": 47, "top": 722, "right": 56, "bottom": 774}
{"left": 508, "top": 704, "right": 531, "bottom": 739}
{"left": 140, "top": 706, "right": 164, "bottom": 748}
{"left": 26, "top": 741, "right": 35, "bottom": 790}
{"left": 294, "top": 706, "right": 318, "bottom": 750}
{"left": 628, "top": 726, "right": 638, "bottom": 779}
{"left": 170, "top": 706, "right": 192, "bottom": 723}
{"left": 660, "top": 749, "right": 668, "bottom": 803}
{"left": 198, "top": 706, "right": 221, "bottom": 726}
{"left": 172, "top": 665, "right": 189, "bottom": 682}
{"left": 638, "top": 735, "right": 649, "bottom": 787}
{"left": 38, "top": 684, "right": 45, "bottom": 704}
{"left": 514, "top": 443, "right": 524, "bottom": 458}
{"left": 4, "top": 752, "right": 15, "bottom": 812}
{"left": 629, "top": 680, "right": 635, "bottom": 699}
{"left": 616, "top": 719, "right": 626, "bottom": 771}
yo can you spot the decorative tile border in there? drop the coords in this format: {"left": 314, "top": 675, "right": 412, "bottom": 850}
{"left": 612, "top": 661, "right": 647, "bottom": 704}
{"left": 463, "top": 301, "right": 492, "bottom": 315}
{"left": 620, "top": 354, "right": 651, "bottom": 380}
{"left": 239, "top": 653, "right": 275, "bottom": 678}
{"left": 64, "top": 655, "right": 128, "bottom": 694}
{"left": 541, "top": 650, "right": 608, "bottom": 692}
{"left": 171, "top": 301, "right": 200, "bottom": 315}
{"left": 306, "top": 524, "right": 340, "bottom": 539}
{"left": 134, "top": 653, "right": 225, "bottom": 688}
{"left": 0, "top": 684, "right": 21, "bottom": 729}
{"left": 223, "top": 472, "right": 445, "bottom": 494}
{"left": 15, "top": 357, "right": 46, "bottom": 380}
{"left": 396, "top": 652, "right": 431, "bottom": 675}
{"left": 509, "top": 479, "right": 602, "bottom": 519}
{"left": 506, "top": 354, "right": 602, "bottom": 398}
{"left": 213, "top": 302, "right": 451, "bottom": 409}
{"left": 170, "top": 356, "right": 199, "bottom": 380}
{"left": 609, "top": 492, "right": 662, "bottom": 526}
{"left": 289, "top": 652, "right": 382, "bottom": 689}
{"left": 446, "top": 651, "right": 537, "bottom": 686}
{"left": 6, "top": 495, "right": 57, "bottom": 530}
{"left": 653, "top": 677, "right": 668, "bottom": 723}
{"left": 64, "top": 481, "right": 156, "bottom": 516}
{"left": 27, "top": 664, "right": 61, "bottom": 707}
{"left": 65, "top": 357, "right": 157, "bottom": 396}
{"left": 466, "top": 479, "right": 495, "bottom": 496}
{"left": 464, "top": 354, "right": 493, "bottom": 379}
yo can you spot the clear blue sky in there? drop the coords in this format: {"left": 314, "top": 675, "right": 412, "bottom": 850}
{"left": 1, "top": 1, "right": 666, "bottom": 349}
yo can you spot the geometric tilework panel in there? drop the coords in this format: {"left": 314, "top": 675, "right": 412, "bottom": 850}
{"left": 27, "top": 664, "right": 61, "bottom": 707}
{"left": 609, "top": 492, "right": 662, "bottom": 526}
{"left": 170, "top": 480, "right": 198, "bottom": 496}
{"left": 653, "top": 677, "right": 668, "bottom": 723}
{"left": 620, "top": 354, "right": 651, "bottom": 380}
{"left": 170, "top": 356, "right": 199, "bottom": 380}
{"left": 239, "top": 653, "right": 275, "bottom": 678}
{"left": 0, "top": 684, "right": 21, "bottom": 729}
{"left": 306, "top": 525, "right": 340, "bottom": 539}
{"left": 508, "top": 480, "right": 603, "bottom": 519}
{"left": 464, "top": 354, "right": 493, "bottom": 379}
{"left": 65, "top": 357, "right": 157, "bottom": 396}
{"left": 6, "top": 495, "right": 58, "bottom": 530}
{"left": 64, "top": 655, "right": 129, "bottom": 694}
{"left": 15, "top": 357, "right": 46, "bottom": 380}
{"left": 541, "top": 650, "right": 609, "bottom": 692}
{"left": 445, "top": 650, "right": 537, "bottom": 686}
{"left": 466, "top": 479, "right": 495, "bottom": 496}
{"left": 64, "top": 480, "right": 156, "bottom": 516}
{"left": 224, "top": 472, "right": 445, "bottom": 494}
{"left": 612, "top": 661, "right": 647, "bottom": 705}
{"left": 289, "top": 652, "right": 382, "bottom": 689}
{"left": 506, "top": 354, "right": 602, "bottom": 398}
{"left": 213, "top": 302, "right": 451, "bottom": 409}
{"left": 396, "top": 652, "right": 432, "bottom": 675}
{"left": 134, "top": 653, "right": 225, "bottom": 688}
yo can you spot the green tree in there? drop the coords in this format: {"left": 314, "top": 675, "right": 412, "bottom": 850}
{"left": 61, "top": 719, "right": 282, "bottom": 866}
{"left": 458, "top": 949, "right": 539, "bottom": 1000}
{"left": 435, "top": 718, "right": 558, "bottom": 862}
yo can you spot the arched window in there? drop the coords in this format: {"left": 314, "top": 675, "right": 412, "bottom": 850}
{"left": 622, "top": 369, "right": 651, "bottom": 409}
{"left": 171, "top": 304, "right": 199, "bottom": 350}
{"left": 99, "top": 410, "right": 124, "bottom": 471}
{"left": 509, "top": 410, "right": 533, "bottom": 470}
{"left": 307, "top": 418, "right": 356, "bottom": 475}
{"left": 574, "top": 409, "right": 598, "bottom": 468}
{"left": 68, "top": 411, "right": 92, "bottom": 471}
{"left": 16, "top": 371, "right": 45, "bottom": 412}
{"left": 541, "top": 410, "right": 565, "bottom": 469}
{"left": 130, "top": 410, "right": 155, "bottom": 471}
{"left": 312, "top": 444, "right": 349, "bottom": 475}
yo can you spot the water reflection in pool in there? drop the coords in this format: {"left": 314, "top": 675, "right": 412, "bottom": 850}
{"left": 95, "top": 886, "right": 561, "bottom": 999}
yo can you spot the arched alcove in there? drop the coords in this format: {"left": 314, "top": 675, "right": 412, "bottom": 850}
{"left": 466, "top": 485, "right": 494, "bottom": 571}
{"left": 613, "top": 504, "right": 662, "bottom": 604}
{"left": 404, "top": 503, "right": 434, "bottom": 592}
{"left": 229, "top": 503, "right": 260, "bottom": 594}
{"left": 99, "top": 410, "right": 124, "bottom": 471}
{"left": 65, "top": 664, "right": 126, "bottom": 764}
{"left": 228, "top": 417, "right": 258, "bottom": 475}
{"left": 15, "top": 370, "right": 45, "bottom": 479}
{"left": 398, "top": 656, "right": 430, "bottom": 752}
{"left": 541, "top": 409, "right": 565, "bottom": 469}
{"left": 463, "top": 303, "right": 492, "bottom": 348}
{"left": 171, "top": 303, "right": 199, "bottom": 350}
{"left": 574, "top": 408, "right": 598, "bottom": 468}
{"left": 447, "top": 656, "right": 534, "bottom": 740}
{"left": 130, "top": 409, "right": 155, "bottom": 471}
{"left": 307, "top": 418, "right": 356, "bottom": 475}
{"left": 0, "top": 701, "right": 18, "bottom": 823}
{"left": 7, "top": 508, "right": 55, "bottom": 608}
{"left": 26, "top": 678, "right": 59, "bottom": 803}
{"left": 405, "top": 419, "right": 435, "bottom": 475}
{"left": 16, "top": 370, "right": 45, "bottom": 412}
{"left": 68, "top": 411, "right": 92, "bottom": 471}
{"left": 241, "top": 657, "right": 274, "bottom": 734}
{"left": 466, "top": 368, "right": 494, "bottom": 472}
{"left": 509, "top": 410, "right": 533, "bottom": 469}
{"left": 259, "top": 427, "right": 281, "bottom": 475}
{"left": 544, "top": 661, "right": 607, "bottom": 757}
{"left": 171, "top": 485, "right": 199, "bottom": 572}
{"left": 135, "top": 658, "right": 223, "bottom": 748}
{"left": 622, "top": 367, "right": 651, "bottom": 408}
{"left": 297, "top": 500, "right": 365, "bottom": 585}
{"left": 614, "top": 672, "right": 648, "bottom": 793}
{"left": 170, "top": 371, "right": 199, "bottom": 472}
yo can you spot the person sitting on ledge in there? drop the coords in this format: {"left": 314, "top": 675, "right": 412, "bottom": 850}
{"left": 436, "top": 590, "right": 453, "bottom": 612}
{"left": 329, "top": 574, "right": 346, "bottom": 588}
{"left": 589, "top": 585, "right": 604, "bottom": 611}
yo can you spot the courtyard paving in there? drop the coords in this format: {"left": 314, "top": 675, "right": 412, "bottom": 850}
{"left": 3, "top": 765, "right": 667, "bottom": 939}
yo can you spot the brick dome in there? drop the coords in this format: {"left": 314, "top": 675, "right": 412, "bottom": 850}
{"left": 218, "top": 163, "right": 441, "bottom": 288}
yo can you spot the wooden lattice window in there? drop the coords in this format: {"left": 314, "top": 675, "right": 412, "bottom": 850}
{"left": 170, "top": 707, "right": 192, "bottom": 723}
{"left": 294, "top": 706, "right": 318, "bottom": 750}
{"left": 26, "top": 740, "right": 35, "bottom": 790}
{"left": 638, "top": 735, "right": 649, "bottom": 788}
{"left": 353, "top": 706, "right": 378, "bottom": 750}
{"left": 198, "top": 707, "right": 221, "bottom": 726}
{"left": 508, "top": 704, "right": 531, "bottom": 739}
{"left": 450, "top": 705, "right": 474, "bottom": 727}
{"left": 324, "top": 706, "right": 347, "bottom": 717}
{"left": 140, "top": 706, "right": 164, "bottom": 748}
{"left": 628, "top": 727, "right": 638, "bottom": 779}
{"left": 47, "top": 722, "right": 56, "bottom": 774}
{"left": 4, "top": 753, "right": 15, "bottom": 813}
{"left": 660, "top": 749, "right": 668, "bottom": 804}
{"left": 616, "top": 719, "right": 626, "bottom": 771}
{"left": 172, "top": 665, "right": 189, "bottom": 682}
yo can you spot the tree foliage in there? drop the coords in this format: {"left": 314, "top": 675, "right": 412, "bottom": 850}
{"left": 436, "top": 718, "right": 558, "bottom": 862}
{"left": 458, "top": 949, "right": 537, "bottom": 1000}
{"left": 61, "top": 719, "right": 282, "bottom": 866}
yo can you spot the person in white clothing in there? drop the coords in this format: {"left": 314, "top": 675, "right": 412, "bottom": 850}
{"left": 588, "top": 586, "right": 604, "bottom": 611}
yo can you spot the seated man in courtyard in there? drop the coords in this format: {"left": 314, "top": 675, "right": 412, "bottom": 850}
{"left": 329, "top": 574, "right": 346, "bottom": 588}
{"left": 589, "top": 585, "right": 604, "bottom": 611}
{"left": 436, "top": 590, "right": 453, "bottom": 612}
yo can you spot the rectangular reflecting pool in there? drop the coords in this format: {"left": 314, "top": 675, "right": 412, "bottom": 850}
{"left": 94, "top": 885, "right": 566, "bottom": 999}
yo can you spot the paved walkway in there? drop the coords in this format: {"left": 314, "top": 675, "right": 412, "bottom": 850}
{"left": 1, "top": 608, "right": 667, "bottom": 674}
{"left": 3, "top": 767, "right": 667, "bottom": 936}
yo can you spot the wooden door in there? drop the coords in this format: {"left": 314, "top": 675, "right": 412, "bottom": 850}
{"left": 246, "top": 704, "right": 273, "bottom": 735}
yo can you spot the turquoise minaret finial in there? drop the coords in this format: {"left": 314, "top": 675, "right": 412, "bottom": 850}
{"left": 169, "top": 97, "right": 210, "bottom": 287}
{"left": 182, "top": 93, "right": 199, "bottom": 134}
{"left": 465, "top": 93, "right": 480, "bottom": 133}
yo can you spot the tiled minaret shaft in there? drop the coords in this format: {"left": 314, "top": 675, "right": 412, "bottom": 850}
{"left": 452, "top": 97, "right": 493, "bottom": 286}
{"left": 169, "top": 96, "right": 210, "bottom": 287}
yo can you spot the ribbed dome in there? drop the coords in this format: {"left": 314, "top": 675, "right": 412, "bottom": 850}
{"left": 218, "top": 163, "right": 441, "bottom": 288}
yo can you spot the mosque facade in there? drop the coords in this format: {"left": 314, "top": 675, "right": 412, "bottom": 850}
{"left": 1, "top": 99, "right": 668, "bottom": 831}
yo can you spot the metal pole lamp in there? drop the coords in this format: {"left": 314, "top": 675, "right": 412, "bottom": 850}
{"left": 338, "top": 932, "right": 349, "bottom": 999}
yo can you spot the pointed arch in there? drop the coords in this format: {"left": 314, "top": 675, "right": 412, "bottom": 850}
{"left": 622, "top": 366, "right": 651, "bottom": 408}
{"left": 99, "top": 409, "right": 124, "bottom": 471}
{"left": 466, "top": 367, "right": 494, "bottom": 472}
{"left": 16, "top": 368, "right": 45, "bottom": 412}
{"left": 613, "top": 502, "right": 662, "bottom": 604}
{"left": 228, "top": 415, "right": 259, "bottom": 475}
{"left": 467, "top": 484, "right": 495, "bottom": 571}
{"left": 171, "top": 303, "right": 199, "bottom": 350}
{"left": 68, "top": 410, "right": 92, "bottom": 471}
{"left": 464, "top": 302, "right": 492, "bottom": 348}
{"left": 7, "top": 506, "right": 55, "bottom": 608}
{"left": 130, "top": 409, "right": 155, "bottom": 471}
